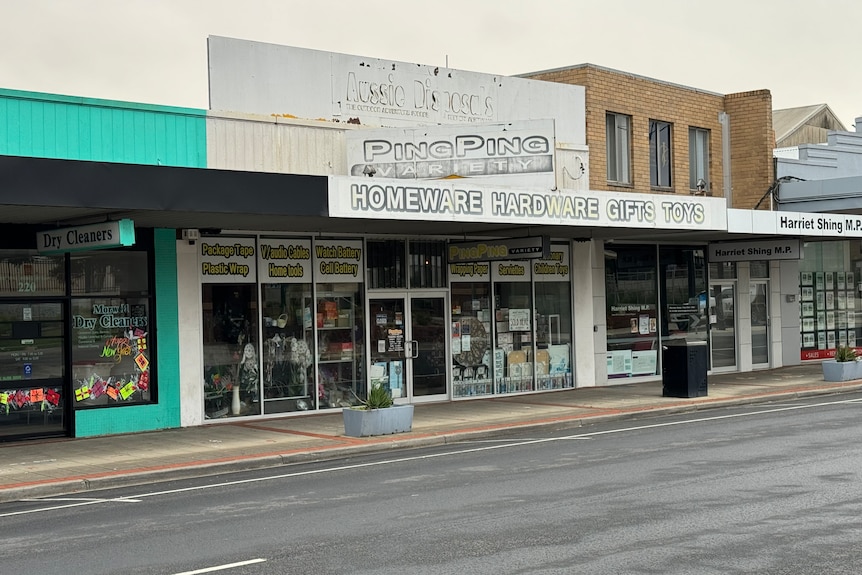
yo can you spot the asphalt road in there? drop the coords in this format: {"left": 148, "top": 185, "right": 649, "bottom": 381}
{"left": 2, "top": 393, "right": 862, "bottom": 574}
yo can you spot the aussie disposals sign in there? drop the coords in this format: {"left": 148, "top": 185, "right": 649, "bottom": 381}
{"left": 207, "top": 36, "right": 585, "bottom": 145}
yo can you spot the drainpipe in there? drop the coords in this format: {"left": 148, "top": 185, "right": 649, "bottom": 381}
{"left": 719, "top": 112, "right": 732, "bottom": 207}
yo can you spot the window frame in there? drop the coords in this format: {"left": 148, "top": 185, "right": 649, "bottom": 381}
{"left": 689, "top": 126, "right": 710, "bottom": 193}
{"left": 606, "top": 112, "right": 632, "bottom": 185}
{"left": 649, "top": 119, "right": 673, "bottom": 189}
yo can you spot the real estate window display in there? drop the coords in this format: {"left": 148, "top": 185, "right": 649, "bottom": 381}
{"left": 799, "top": 240, "right": 862, "bottom": 358}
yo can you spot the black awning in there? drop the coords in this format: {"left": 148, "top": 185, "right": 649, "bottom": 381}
{"left": 0, "top": 154, "right": 328, "bottom": 217}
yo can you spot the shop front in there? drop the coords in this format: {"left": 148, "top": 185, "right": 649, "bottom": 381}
{"left": 604, "top": 245, "right": 708, "bottom": 380}
{"left": 798, "top": 239, "right": 862, "bottom": 360}
{"left": 0, "top": 222, "right": 157, "bottom": 441}
{"left": 199, "top": 235, "right": 366, "bottom": 417}
{"left": 188, "top": 232, "right": 581, "bottom": 421}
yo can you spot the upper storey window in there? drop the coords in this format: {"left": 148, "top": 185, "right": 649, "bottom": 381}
{"left": 606, "top": 113, "right": 631, "bottom": 185}
{"left": 649, "top": 120, "right": 672, "bottom": 189}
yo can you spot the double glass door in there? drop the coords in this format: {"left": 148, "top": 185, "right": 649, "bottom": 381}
{"left": 368, "top": 293, "right": 447, "bottom": 402}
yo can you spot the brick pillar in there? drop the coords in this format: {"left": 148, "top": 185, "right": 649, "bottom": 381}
{"left": 725, "top": 90, "right": 775, "bottom": 209}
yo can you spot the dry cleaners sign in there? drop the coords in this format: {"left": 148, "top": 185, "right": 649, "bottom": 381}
{"left": 38, "top": 219, "right": 136, "bottom": 254}
{"left": 328, "top": 176, "right": 727, "bottom": 231}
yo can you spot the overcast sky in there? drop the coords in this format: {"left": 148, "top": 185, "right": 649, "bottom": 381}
{"left": 2, "top": 0, "right": 859, "bottom": 129}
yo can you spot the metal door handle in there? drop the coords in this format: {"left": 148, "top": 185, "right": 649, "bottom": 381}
{"left": 409, "top": 340, "right": 419, "bottom": 359}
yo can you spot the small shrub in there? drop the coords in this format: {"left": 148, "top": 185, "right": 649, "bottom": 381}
{"left": 362, "top": 384, "right": 393, "bottom": 409}
{"left": 835, "top": 346, "right": 857, "bottom": 362}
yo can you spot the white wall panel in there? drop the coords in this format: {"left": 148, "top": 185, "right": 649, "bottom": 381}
{"left": 207, "top": 113, "right": 347, "bottom": 175}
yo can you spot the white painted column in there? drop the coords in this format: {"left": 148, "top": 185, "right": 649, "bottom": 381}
{"left": 177, "top": 239, "right": 204, "bottom": 426}
{"left": 572, "top": 240, "right": 599, "bottom": 386}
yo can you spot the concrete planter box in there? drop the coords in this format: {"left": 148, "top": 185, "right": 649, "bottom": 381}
{"left": 822, "top": 359, "right": 862, "bottom": 382}
{"left": 342, "top": 404, "right": 414, "bottom": 437}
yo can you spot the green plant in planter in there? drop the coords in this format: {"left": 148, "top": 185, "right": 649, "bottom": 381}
{"left": 360, "top": 383, "right": 393, "bottom": 410}
{"left": 835, "top": 345, "right": 857, "bottom": 362}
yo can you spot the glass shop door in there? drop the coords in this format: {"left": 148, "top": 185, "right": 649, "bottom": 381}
{"left": 368, "top": 292, "right": 448, "bottom": 403}
{"left": 0, "top": 301, "right": 67, "bottom": 440}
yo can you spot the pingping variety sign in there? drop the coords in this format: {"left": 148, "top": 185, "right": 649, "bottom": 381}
{"left": 345, "top": 120, "right": 555, "bottom": 187}
{"left": 449, "top": 236, "right": 550, "bottom": 264}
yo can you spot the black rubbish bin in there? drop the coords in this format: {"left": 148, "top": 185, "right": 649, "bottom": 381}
{"left": 662, "top": 340, "right": 708, "bottom": 398}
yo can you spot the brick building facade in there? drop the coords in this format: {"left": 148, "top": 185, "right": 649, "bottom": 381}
{"left": 524, "top": 64, "right": 774, "bottom": 209}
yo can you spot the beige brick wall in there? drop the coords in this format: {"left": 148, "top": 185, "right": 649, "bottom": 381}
{"left": 525, "top": 65, "right": 773, "bottom": 208}
{"left": 725, "top": 90, "right": 775, "bottom": 209}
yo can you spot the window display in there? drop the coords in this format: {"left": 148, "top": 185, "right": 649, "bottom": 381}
{"left": 202, "top": 284, "right": 259, "bottom": 417}
{"left": 800, "top": 240, "right": 862, "bottom": 360}
{"left": 258, "top": 237, "right": 315, "bottom": 413}
{"left": 605, "top": 246, "right": 658, "bottom": 377}
{"left": 493, "top": 260, "right": 533, "bottom": 393}
{"left": 534, "top": 245, "right": 573, "bottom": 390}
{"left": 450, "top": 262, "right": 493, "bottom": 397}
{"left": 200, "top": 237, "right": 260, "bottom": 418}
{"left": 314, "top": 238, "right": 365, "bottom": 408}
{"left": 316, "top": 287, "right": 363, "bottom": 408}
{"left": 70, "top": 251, "right": 153, "bottom": 408}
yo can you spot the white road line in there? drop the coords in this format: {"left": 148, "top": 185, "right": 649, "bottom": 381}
{"left": 0, "top": 499, "right": 108, "bottom": 517}
{"left": 466, "top": 437, "right": 594, "bottom": 443}
{"left": 3, "top": 395, "right": 861, "bottom": 518}
{"left": 172, "top": 558, "right": 267, "bottom": 574}
{"left": 21, "top": 497, "right": 141, "bottom": 503}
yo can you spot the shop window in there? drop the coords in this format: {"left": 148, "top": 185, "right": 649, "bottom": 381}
{"left": 650, "top": 120, "right": 673, "bottom": 189}
{"left": 605, "top": 246, "right": 658, "bottom": 377}
{"left": 606, "top": 112, "right": 631, "bottom": 185}
{"left": 260, "top": 283, "right": 314, "bottom": 413}
{"left": 534, "top": 245, "right": 573, "bottom": 390}
{"left": 493, "top": 262, "right": 533, "bottom": 393}
{"left": 450, "top": 274, "right": 493, "bottom": 397}
{"left": 689, "top": 127, "right": 710, "bottom": 193}
{"left": 202, "top": 284, "right": 259, "bottom": 418}
{"left": 0, "top": 251, "right": 65, "bottom": 296}
{"left": 660, "top": 246, "right": 707, "bottom": 346}
{"left": 315, "top": 282, "right": 364, "bottom": 408}
{"left": 799, "top": 240, "right": 861, "bottom": 359}
{"left": 409, "top": 240, "right": 446, "bottom": 288}
{"left": 70, "top": 251, "right": 153, "bottom": 408}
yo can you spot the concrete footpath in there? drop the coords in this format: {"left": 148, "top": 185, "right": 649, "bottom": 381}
{"left": 2, "top": 362, "right": 860, "bottom": 503}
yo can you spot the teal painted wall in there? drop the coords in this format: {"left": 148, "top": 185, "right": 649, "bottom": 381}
{"left": 0, "top": 88, "right": 206, "bottom": 167}
{"left": 0, "top": 88, "right": 201, "bottom": 436}
{"left": 75, "top": 229, "right": 181, "bottom": 436}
